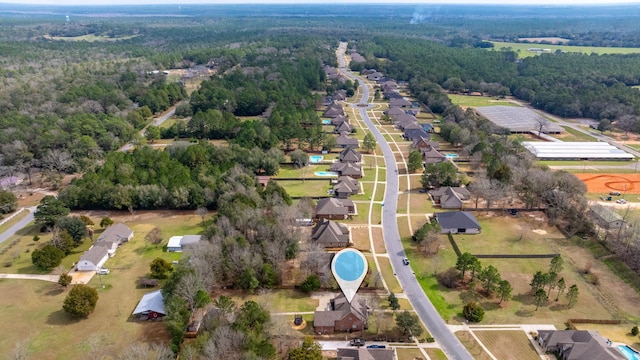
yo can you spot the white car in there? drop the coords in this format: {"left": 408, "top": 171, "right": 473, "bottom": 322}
{"left": 616, "top": 199, "right": 628, "bottom": 204}
{"left": 97, "top": 268, "right": 110, "bottom": 275}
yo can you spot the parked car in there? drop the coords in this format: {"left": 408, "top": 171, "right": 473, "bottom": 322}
{"left": 366, "top": 344, "right": 386, "bottom": 349}
{"left": 97, "top": 268, "right": 110, "bottom": 275}
{"left": 402, "top": 258, "right": 410, "bottom": 265}
{"left": 616, "top": 199, "right": 628, "bottom": 204}
{"left": 349, "top": 338, "right": 366, "bottom": 347}
{"left": 610, "top": 191, "right": 621, "bottom": 196}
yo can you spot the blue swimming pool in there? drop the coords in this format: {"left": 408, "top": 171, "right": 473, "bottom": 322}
{"left": 619, "top": 345, "right": 640, "bottom": 360}
{"left": 322, "top": 119, "right": 331, "bottom": 125}
{"left": 445, "top": 153, "right": 459, "bottom": 159}
{"left": 334, "top": 251, "right": 366, "bottom": 281}
{"left": 309, "top": 155, "right": 324, "bottom": 163}
{"left": 315, "top": 171, "right": 338, "bottom": 177}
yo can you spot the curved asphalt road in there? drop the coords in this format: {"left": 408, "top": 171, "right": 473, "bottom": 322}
{"left": 0, "top": 207, "right": 35, "bottom": 245}
{"left": 337, "top": 43, "right": 473, "bottom": 360}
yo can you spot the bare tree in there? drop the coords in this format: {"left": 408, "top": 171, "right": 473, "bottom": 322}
{"left": 117, "top": 343, "right": 173, "bottom": 360}
{"left": 8, "top": 341, "right": 30, "bottom": 360}
{"left": 534, "top": 116, "right": 551, "bottom": 136}
{"left": 144, "top": 227, "right": 163, "bottom": 248}
{"left": 195, "top": 206, "right": 208, "bottom": 226}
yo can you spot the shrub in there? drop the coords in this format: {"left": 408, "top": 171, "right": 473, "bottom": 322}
{"left": 300, "top": 275, "right": 321, "bottom": 293}
{"left": 31, "top": 245, "right": 64, "bottom": 270}
{"left": 462, "top": 301, "right": 484, "bottom": 323}
{"left": 632, "top": 326, "right": 639, "bottom": 336}
{"left": 63, "top": 284, "right": 99, "bottom": 317}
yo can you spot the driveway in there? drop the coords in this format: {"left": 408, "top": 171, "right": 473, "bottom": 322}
{"left": 0, "top": 273, "right": 58, "bottom": 282}
{"left": 0, "top": 207, "right": 36, "bottom": 245}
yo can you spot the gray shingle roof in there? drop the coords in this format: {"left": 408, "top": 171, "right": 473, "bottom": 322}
{"left": 80, "top": 245, "right": 109, "bottom": 265}
{"left": 435, "top": 211, "right": 481, "bottom": 230}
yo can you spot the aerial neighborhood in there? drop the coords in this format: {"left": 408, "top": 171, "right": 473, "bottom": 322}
{"left": 2, "top": 4, "right": 640, "bottom": 360}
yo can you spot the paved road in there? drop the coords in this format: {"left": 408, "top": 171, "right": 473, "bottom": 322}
{"left": 120, "top": 107, "right": 176, "bottom": 152}
{"left": 0, "top": 207, "right": 35, "bottom": 245}
{"left": 337, "top": 43, "right": 473, "bottom": 360}
{"left": 0, "top": 273, "right": 58, "bottom": 282}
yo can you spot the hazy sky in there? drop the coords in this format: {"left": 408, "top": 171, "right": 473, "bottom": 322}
{"left": 2, "top": 0, "right": 639, "bottom": 5}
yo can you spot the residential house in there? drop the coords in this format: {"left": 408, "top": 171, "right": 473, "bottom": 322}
{"left": 537, "top": 330, "right": 626, "bottom": 360}
{"left": 384, "top": 107, "right": 406, "bottom": 117}
{"left": 331, "top": 115, "right": 350, "bottom": 126}
{"left": 404, "top": 129, "right": 431, "bottom": 142}
{"left": 334, "top": 89, "right": 348, "bottom": 101}
{"left": 335, "top": 122, "right": 353, "bottom": 134}
{"left": 380, "top": 80, "right": 398, "bottom": 92}
{"left": 421, "top": 123, "right": 435, "bottom": 132}
{"left": 77, "top": 245, "right": 109, "bottom": 271}
{"left": 402, "top": 122, "right": 422, "bottom": 131}
{"left": 333, "top": 176, "right": 359, "bottom": 198}
{"left": 132, "top": 290, "right": 166, "bottom": 321}
{"left": 311, "top": 219, "right": 350, "bottom": 248}
{"left": 336, "top": 134, "right": 360, "bottom": 148}
{"left": 431, "top": 187, "right": 471, "bottom": 209}
{"left": 350, "top": 53, "right": 366, "bottom": 63}
{"left": 589, "top": 204, "right": 627, "bottom": 230}
{"left": 421, "top": 146, "right": 446, "bottom": 164}
{"left": 435, "top": 211, "right": 481, "bottom": 234}
{"left": 383, "top": 91, "right": 404, "bottom": 101}
{"left": 394, "top": 113, "right": 418, "bottom": 127}
{"left": 330, "top": 162, "right": 362, "bottom": 179}
{"left": 325, "top": 104, "right": 345, "bottom": 118}
{"left": 167, "top": 235, "right": 202, "bottom": 252}
{"left": 337, "top": 348, "right": 395, "bottom": 360}
{"left": 339, "top": 147, "right": 362, "bottom": 163}
{"left": 322, "top": 96, "right": 335, "bottom": 107}
{"left": 97, "top": 223, "right": 134, "bottom": 244}
{"left": 366, "top": 72, "right": 384, "bottom": 81}
{"left": 412, "top": 137, "right": 437, "bottom": 150}
{"left": 314, "top": 293, "right": 368, "bottom": 334}
{"left": 315, "top": 198, "right": 355, "bottom": 220}
{"left": 389, "top": 98, "right": 412, "bottom": 108}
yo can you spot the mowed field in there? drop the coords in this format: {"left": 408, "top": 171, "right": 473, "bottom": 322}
{"left": 490, "top": 41, "right": 640, "bottom": 58}
{"left": 473, "top": 330, "right": 540, "bottom": 360}
{"left": 575, "top": 173, "right": 640, "bottom": 194}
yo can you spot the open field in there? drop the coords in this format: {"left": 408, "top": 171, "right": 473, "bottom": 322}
{"left": 395, "top": 348, "right": 425, "bottom": 360}
{"left": 474, "top": 330, "right": 540, "bottom": 360}
{"left": 557, "top": 126, "right": 599, "bottom": 142}
{"left": 448, "top": 94, "right": 518, "bottom": 108}
{"left": 490, "top": 41, "right": 640, "bottom": 58}
{"left": 43, "top": 34, "right": 140, "bottom": 42}
{"left": 575, "top": 173, "right": 640, "bottom": 194}
{"left": 276, "top": 179, "right": 331, "bottom": 197}
{"left": 518, "top": 37, "right": 570, "bottom": 44}
{"left": 455, "top": 331, "right": 492, "bottom": 360}
{"left": 227, "top": 289, "right": 319, "bottom": 313}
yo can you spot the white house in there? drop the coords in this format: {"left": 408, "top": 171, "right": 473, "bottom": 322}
{"left": 77, "top": 245, "right": 109, "bottom": 271}
{"left": 167, "top": 235, "right": 202, "bottom": 252}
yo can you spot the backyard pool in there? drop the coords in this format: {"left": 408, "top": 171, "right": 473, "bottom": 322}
{"left": 309, "top": 155, "right": 324, "bottom": 163}
{"left": 445, "top": 153, "right": 459, "bottom": 159}
{"left": 315, "top": 171, "right": 338, "bottom": 177}
{"left": 322, "top": 119, "right": 331, "bottom": 125}
{"left": 619, "top": 345, "right": 640, "bottom": 360}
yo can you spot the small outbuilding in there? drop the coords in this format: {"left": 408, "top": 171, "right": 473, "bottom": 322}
{"left": 167, "top": 235, "right": 202, "bottom": 252}
{"left": 132, "top": 290, "right": 166, "bottom": 320}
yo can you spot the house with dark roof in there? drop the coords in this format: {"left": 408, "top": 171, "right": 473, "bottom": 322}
{"left": 389, "top": 98, "right": 412, "bottom": 108}
{"left": 339, "top": 147, "right": 362, "bottom": 163}
{"left": 380, "top": 81, "right": 398, "bottom": 92}
{"left": 336, "top": 134, "right": 360, "bottom": 148}
{"left": 384, "top": 107, "right": 406, "bottom": 117}
{"left": 325, "top": 104, "right": 345, "bottom": 118}
{"left": 315, "top": 198, "right": 354, "bottom": 220}
{"left": 132, "top": 290, "right": 166, "bottom": 321}
{"left": 314, "top": 293, "right": 368, "bottom": 334}
{"left": 404, "top": 129, "right": 431, "bottom": 142}
{"left": 77, "top": 245, "right": 109, "bottom": 271}
{"left": 537, "top": 330, "right": 626, "bottom": 360}
{"left": 335, "top": 122, "right": 353, "bottom": 134}
{"left": 412, "top": 137, "right": 438, "bottom": 150}
{"left": 334, "top": 89, "right": 348, "bottom": 101}
{"left": 333, "top": 176, "right": 359, "bottom": 198}
{"left": 589, "top": 204, "right": 627, "bottom": 230}
{"left": 311, "top": 219, "right": 350, "bottom": 248}
{"left": 331, "top": 115, "right": 350, "bottom": 126}
{"left": 435, "top": 211, "right": 481, "bottom": 234}
{"left": 366, "top": 72, "right": 384, "bottom": 81}
{"left": 97, "top": 223, "right": 134, "bottom": 244}
{"left": 330, "top": 162, "right": 362, "bottom": 179}
{"left": 431, "top": 187, "right": 471, "bottom": 209}
{"left": 393, "top": 113, "right": 418, "bottom": 125}
{"left": 421, "top": 146, "right": 446, "bottom": 164}
{"left": 421, "top": 123, "right": 435, "bottom": 132}
{"left": 402, "top": 122, "right": 422, "bottom": 131}
{"left": 337, "top": 348, "right": 395, "bottom": 360}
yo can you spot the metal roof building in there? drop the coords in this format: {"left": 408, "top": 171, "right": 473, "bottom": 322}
{"left": 522, "top": 142, "right": 634, "bottom": 160}
{"left": 475, "top": 106, "right": 564, "bottom": 134}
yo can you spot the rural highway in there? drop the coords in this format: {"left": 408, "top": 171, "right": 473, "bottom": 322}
{"left": 337, "top": 43, "right": 474, "bottom": 360}
{"left": 0, "top": 207, "right": 35, "bottom": 245}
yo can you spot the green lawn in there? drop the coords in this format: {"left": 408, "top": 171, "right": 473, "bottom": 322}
{"left": 448, "top": 94, "right": 518, "bottom": 108}
{"left": 276, "top": 179, "right": 331, "bottom": 197}
{"left": 232, "top": 289, "right": 318, "bottom": 313}
{"left": 377, "top": 256, "right": 402, "bottom": 293}
{"left": 490, "top": 41, "right": 640, "bottom": 58}
{"left": 557, "top": 126, "right": 598, "bottom": 142}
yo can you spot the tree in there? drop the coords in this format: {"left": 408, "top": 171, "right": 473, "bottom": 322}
{"left": 395, "top": 311, "right": 423, "bottom": 337}
{"left": 300, "top": 275, "right": 321, "bottom": 293}
{"left": 150, "top": 258, "right": 173, "bottom": 279}
{"left": 407, "top": 150, "right": 423, "bottom": 173}
{"left": 58, "top": 272, "right": 72, "bottom": 288}
{"left": 363, "top": 132, "right": 376, "bottom": 154}
{"left": 387, "top": 293, "right": 400, "bottom": 310}
{"left": 322, "top": 134, "right": 337, "bottom": 151}
{"left": 79, "top": 215, "right": 94, "bottom": 227}
{"left": 455, "top": 252, "right": 477, "bottom": 279}
{"left": 555, "top": 277, "right": 566, "bottom": 301}
{"left": 566, "top": 284, "right": 579, "bottom": 308}
{"left": 497, "top": 280, "right": 512, "bottom": 304}
{"left": 632, "top": 326, "right": 639, "bottom": 336}
{"left": 118, "top": 343, "right": 174, "bottom": 360}
{"left": 145, "top": 125, "right": 161, "bottom": 143}
{"left": 31, "top": 245, "right": 64, "bottom": 270}
{"left": 195, "top": 206, "right": 208, "bottom": 226}
{"left": 421, "top": 161, "right": 458, "bottom": 188}
{"left": 145, "top": 227, "right": 163, "bottom": 248}
{"left": 100, "top": 217, "right": 114, "bottom": 228}
{"left": 34, "top": 195, "right": 70, "bottom": 229}
{"left": 213, "top": 295, "right": 236, "bottom": 315}
{"left": 0, "top": 189, "right": 18, "bottom": 214}
{"left": 530, "top": 271, "right": 547, "bottom": 293}
{"left": 63, "top": 284, "right": 99, "bottom": 317}
{"left": 287, "top": 336, "right": 322, "bottom": 360}
{"left": 478, "top": 265, "right": 501, "bottom": 295}
{"left": 549, "top": 255, "right": 564, "bottom": 274}
{"left": 56, "top": 216, "right": 88, "bottom": 243}
{"left": 534, "top": 116, "right": 551, "bottom": 136}
{"left": 234, "top": 300, "right": 270, "bottom": 333}
{"left": 289, "top": 149, "right": 309, "bottom": 168}
{"left": 462, "top": 301, "right": 484, "bottom": 322}
{"left": 534, "top": 289, "right": 547, "bottom": 310}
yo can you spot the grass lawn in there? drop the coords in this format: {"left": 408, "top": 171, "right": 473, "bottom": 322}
{"left": 232, "top": 289, "right": 318, "bottom": 313}
{"left": 0, "top": 208, "right": 30, "bottom": 234}
{"left": 448, "top": 94, "right": 518, "bottom": 108}
{"left": 44, "top": 34, "right": 139, "bottom": 42}
{"left": 351, "top": 182, "right": 374, "bottom": 201}
{"left": 377, "top": 256, "right": 402, "bottom": 293}
{"left": 573, "top": 323, "right": 640, "bottom": 348}
{"left": 425, "top": 348, "right": 448, "bottom": 360}
{"left": 556, "top": 126, "right": 598, "bottom": 142}
{"left": 474, "top": 330, "right": 540, "bottom": 360}
{"left": 0, "top": 223, "right": 53, "bottom": 274}
{"left": 276, "top": 164, "right": 336, "bottom": 179}
{"left": 489, "top": 41, "right": 640, "bottom": 58}
{"left": 455, "top": 331, "right": 492, "bottom": 360}
{"left": 276, "top": 179, "right": 331, "bottom": 197}
{"left": 395, "top": 348, "right": 425, "bottom": 360}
